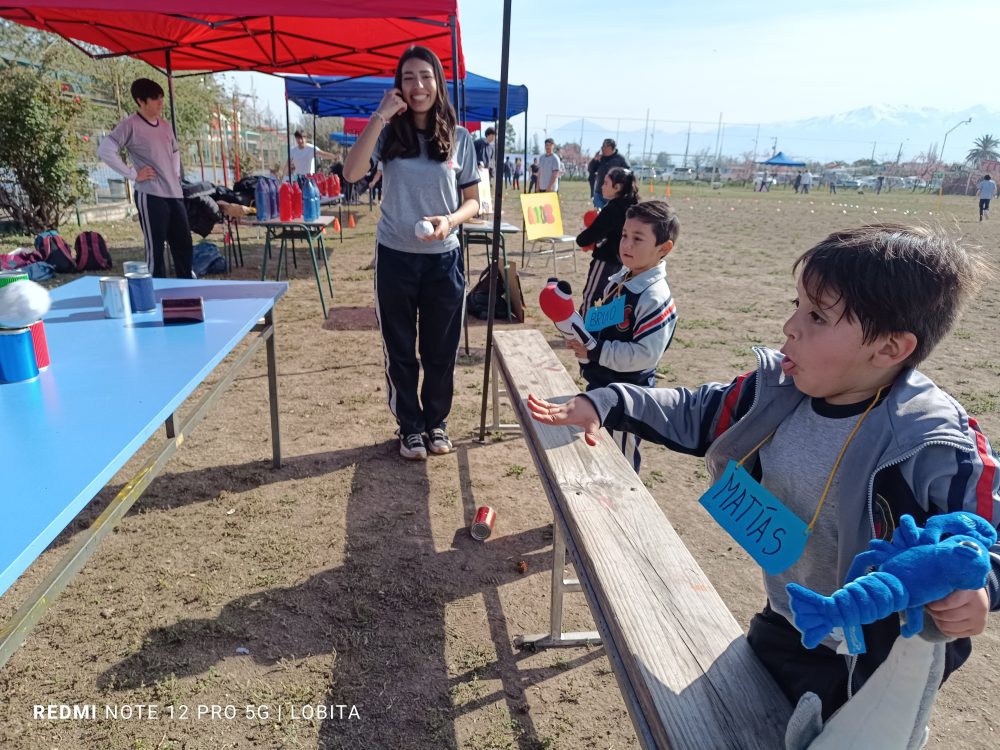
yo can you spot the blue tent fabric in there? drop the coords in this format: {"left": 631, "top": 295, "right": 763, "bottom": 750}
{"left": 329, "top": 133, "right": 357, "bottom": 145}
{"left": 286, "top": 71, "right": 528, "bottom": 121}
{"left": 757, "top": 151, "right": 806, "bottom": 167}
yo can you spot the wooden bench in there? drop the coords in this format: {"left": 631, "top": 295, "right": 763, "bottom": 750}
{"left": 491, "top": 329, "right": 792, "bottom": 750}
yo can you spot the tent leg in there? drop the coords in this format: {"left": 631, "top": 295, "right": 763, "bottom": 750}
{"left": 477, "top": 0, "right": 513, "bottom": 442}
{"left": 165, "top": 51, "right": 184, "bottom": 181}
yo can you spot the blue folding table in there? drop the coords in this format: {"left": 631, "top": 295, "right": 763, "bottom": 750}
{"left": 0, "top": 277, "right": 287, "bottom": 666}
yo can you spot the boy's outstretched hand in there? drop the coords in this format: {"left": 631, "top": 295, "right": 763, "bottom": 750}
{"left": 527, "top": 393, "right": 601, "bottom": 446}
{"left": 926, "top": 587, "right": 990, "bottom": 638}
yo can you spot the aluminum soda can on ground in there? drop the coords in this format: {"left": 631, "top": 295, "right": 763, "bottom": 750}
{"left": 99, "top": 276, "right": 131, "bottom": 319}
{"left": 122, "top": 260, "right": 149, "bottom": 275}
{"left": 126, "top": 272, "right": 156, "bottom": 313}
{"left": 0, "top": 327, "right": 39, "bottom": 383}
{"left": 470, "top": 506, "right": 496, "bottom": 541}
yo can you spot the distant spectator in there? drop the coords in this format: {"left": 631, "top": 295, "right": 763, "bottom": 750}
{"left": 793, "top": 171, "right": 802, "bottom": 194}
{"left": 537, "top": 138, "right": 564, "bottom": 193}
{"left": 528, "top": 157, "right": 539, "bottom": 193}
{"left": 474, "top": 127, "right": 496, "bottom": 180}
{"left": 593, "top": 139, "right": 630, "bottom": 208}
{"left": 828, "top": 176, "right": 837, "bottom": 194}
{"left": 513, "top": 157, "right": 523, "bottom": 190}
{"left": 876, "top": 175, "right": 884, "bottom": 195}
{"left": 503, "top": 156, "right": 512, "bottom": 187}
{"left": 977, "top": 174, "right": 997, "bottom": 221}
{"left": 800, "top": 169, "right": 812, "bottom": 194}
{"left": 758, "top": 170, "right": 770, "bottom": 192}
{"left": 587, "top": 151, "right": 601, "bottom": 196}
{"left": 289, "top": 130, "right": 337, "bottom": 175}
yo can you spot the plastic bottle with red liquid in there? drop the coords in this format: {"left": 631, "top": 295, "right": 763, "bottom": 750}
{"left": 316, "top": 174, "right": 327, "bottom": 197}
{"left": 279, "top": 180, "right": 293, "bottom": 222}
{"left": 291, "top": 179, "right": 303, "bottom": 219}
{"left": 330, "top": 174, "right": 341, "bottom": 198}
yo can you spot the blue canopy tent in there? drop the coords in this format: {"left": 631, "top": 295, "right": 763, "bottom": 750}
{"left": 757, "top": 151, "right": 806, "bottom": 167}
{"left": 286, "top": 71, "right": 529, "bottom": 193}
{"left": 329, "top": 133, "right": 358, "bottom": 146}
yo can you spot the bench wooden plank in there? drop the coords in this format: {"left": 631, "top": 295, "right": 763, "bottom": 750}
{"left": 493, "top": 329, "right": 791, "bottom": 750}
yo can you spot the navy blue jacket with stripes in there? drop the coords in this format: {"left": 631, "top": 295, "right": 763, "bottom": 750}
{"left": 584, "top": 347, "right": 1000, "bottom": 690}
{"left": 580, "top": 261, "right": 677, "bottom": 389}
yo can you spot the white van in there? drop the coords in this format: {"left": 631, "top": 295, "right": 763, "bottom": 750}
{"left": 670, "top": 167, "right": 694, "bottom": 182}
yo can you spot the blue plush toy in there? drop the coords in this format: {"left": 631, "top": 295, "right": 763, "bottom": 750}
{"left": 787, "top": 512, "right": 996, "bottom": 651}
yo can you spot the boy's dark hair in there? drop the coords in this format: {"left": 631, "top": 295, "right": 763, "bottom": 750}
{"left": 793, "top": 224, "right": 980, "bottom": 367}
{"left": 544, "top": 137, "right": 554, "bottom": 145}
{"left": 484, "top": 127, "right": 496, "bottom": 137}
{"left": 294, "top": 130, "right": 304, "bottom": 138}
{"left": 625, "top": 200, "right": 679, "bottom": 246}
{"left": 130, "top": 78, "right": 164, "bottom": 104}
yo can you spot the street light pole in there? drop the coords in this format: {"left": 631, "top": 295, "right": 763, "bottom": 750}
{"left": 937, "top": 117, "right": 972, "bottom": 205}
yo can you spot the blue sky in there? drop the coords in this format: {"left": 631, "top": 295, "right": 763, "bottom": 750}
{"left": 228, "top": 0, "right": 994, "bottom": 142}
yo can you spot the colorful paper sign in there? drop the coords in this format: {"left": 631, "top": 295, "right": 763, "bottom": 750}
{"left": 519, "top": 192, "right": 565, "bottom": 241}
{"left": 585, "top": 294, "right": 625, "bottom": 331}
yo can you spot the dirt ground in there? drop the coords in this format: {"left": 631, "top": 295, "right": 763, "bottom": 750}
{"left": 1, "top": 180, "right": 998, "bottom": 749}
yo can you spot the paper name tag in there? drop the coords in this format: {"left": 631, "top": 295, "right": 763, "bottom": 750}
{"left": 584, "top": 294, "right": 625, "bottom": 331}
{"left": 699, "top": 460, "right": 808, "bottom": 575}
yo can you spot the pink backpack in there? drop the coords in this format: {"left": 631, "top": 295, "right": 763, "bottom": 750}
{"left": 74, "top": 231, "right": 113, "bottom": 271}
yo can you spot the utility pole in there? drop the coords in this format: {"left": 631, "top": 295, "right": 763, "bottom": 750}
{"left": 683, "top": 124, "right": 691, "bottom": 167}
{"left": 771, "top": 136, "right": 777, "bottom": 156}
{"left": 641, "top": 108, "right": 650, "bottom": 166}
{"left": 871, "top": 141, "right": 877, "bottom": 163}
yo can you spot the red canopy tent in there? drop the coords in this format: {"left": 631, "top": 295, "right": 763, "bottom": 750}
{"left": 0, "top": 2, "right": 465, "bottom": 78}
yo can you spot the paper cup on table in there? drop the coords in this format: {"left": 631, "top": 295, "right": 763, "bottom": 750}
{"left": 99, "top": 277, "right": 131, "bottom": 319}
{"left": 0, "top": 327, "right": 39, "bottom": 383}
{"left": 29, "top": 320, "right": 49, "bottom": 370}
{"left": 126, "top": 273, "right": 156, "bottom": 313}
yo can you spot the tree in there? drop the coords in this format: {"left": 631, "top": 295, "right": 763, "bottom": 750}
{"left": 0, "top": 63, "right": 90, "bottom": 231}
{"left": 655, "top": 152, "right": 673, "bottom": 169}
{"left": 505, "top": 121, "right": 516, "bottom": 151}
{"left": 531, "top": 133, "right": 540, "bottom": 155}
{"left": 690, "top": 147, "right": 712, "bottom": 178}
{"left": 966, "top": 134, "right": 1000, "bottom": 166}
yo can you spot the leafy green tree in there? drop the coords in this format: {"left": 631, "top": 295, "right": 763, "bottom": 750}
{"left": 0, "top": 63, "right": 89, "bottom": 231}
{"left": 966, "top": 134, "right": 1000, "bottom": 166}
{"left": 531, "top": 132, "right": 540, "bottom": 155}
{"left": 505, "top": 121, "right": 517, "bottom": 151}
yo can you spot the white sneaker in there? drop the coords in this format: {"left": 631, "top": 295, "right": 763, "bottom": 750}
{"left": 427, "top": 427, "right": 453, "bottom": 455}
{"left": 399, "top": 433, "right": 427, "bottom": 460}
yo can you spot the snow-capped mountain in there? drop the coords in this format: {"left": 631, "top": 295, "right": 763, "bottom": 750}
{"left": 547, "top": 105, "right": 1000, "bottom": 165}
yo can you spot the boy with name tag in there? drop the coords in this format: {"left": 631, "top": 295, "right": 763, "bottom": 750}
{"left": 532, "top": 224, "right": 1000, "bottom": 721}
{"left": 567, "top": 200, "right": 679, "bottom": 471}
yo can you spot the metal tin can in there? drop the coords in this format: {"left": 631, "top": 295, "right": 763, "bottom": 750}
{"left": 470, "top": 506, "right": 496, "bottom": 541}
{"left": 126, "top": 272, "right": 156, "bottom": 313}
{"left": 29, "top": 320, "right": 49, "bottom": 370}
{"left": 0, "top": 327, "right": 39, "bottom": 383}
{"left": 99, "top": 276, "right": 131, "bottom": 319}
{"left": 0, "top": 270, "right": 29, "bottom": 289}
{"left": 122, "top": 260, "right": 149, "bottom": 275}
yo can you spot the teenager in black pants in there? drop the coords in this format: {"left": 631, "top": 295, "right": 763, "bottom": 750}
{"left": 98, "top": 78, "right": 192, "bottom": 278}
{"left": 343, "top": 46, "right": 480, "bottom": 460}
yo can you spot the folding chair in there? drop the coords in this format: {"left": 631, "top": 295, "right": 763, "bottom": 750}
{"left": 519, "top": 192, "right": 578, "bottom": 276}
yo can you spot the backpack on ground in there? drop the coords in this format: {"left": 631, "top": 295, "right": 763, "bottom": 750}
{"left": 192, "top": 240, "right": 227, "bottom": 276}
{"left": 33, "top": 230, "right": 77, "bottom": 274}
{"left": 186, "top": 193, "right": 222, "bottom": 238}
{"left": 73, "top": 231, "right": 113, "bottom": 271}
{"left": 466, "top": 262, "right": 510, "bottom": 321}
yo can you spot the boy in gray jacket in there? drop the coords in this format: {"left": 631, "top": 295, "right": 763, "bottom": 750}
{"left": 529, "top": 224, "right": 1000, "bottom": 718}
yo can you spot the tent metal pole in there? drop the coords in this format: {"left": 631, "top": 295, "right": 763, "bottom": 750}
{"left": 312, "top": 97, "right": 318, "bottom": 172}
{"left": 478, "top": 0, "right": 513, "bottom": 441}
{"left": 523, "top": 106, "right": 528, "bottom": 261}
{"left": 449, "top": 15, "right": 460, "bottom": 111}
{"left": 165, "top": 50, "right": 184, "bottom": 180}
{"left": 285, "top": 88, "right": 293, "bottom": 182}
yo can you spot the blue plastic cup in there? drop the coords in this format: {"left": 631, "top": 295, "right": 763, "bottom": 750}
{"left": 0, "top": 327, "right": 39, "bottom": 383}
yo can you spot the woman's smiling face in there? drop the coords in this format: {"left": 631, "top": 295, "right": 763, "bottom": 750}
{"left": 400, "top": 58, "right": 437, "bottom": 115}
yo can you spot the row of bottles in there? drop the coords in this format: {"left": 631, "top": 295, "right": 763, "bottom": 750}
{"left": 254, "top": 174, "right": 342, "bottom": 223}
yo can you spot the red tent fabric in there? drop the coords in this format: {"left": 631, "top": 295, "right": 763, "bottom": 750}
{"left": 0, "top": 2, "right": 464, "bottom": 77}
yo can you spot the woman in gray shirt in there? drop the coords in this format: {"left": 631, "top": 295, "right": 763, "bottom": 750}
{"left": 344, "top": 46, "right": 480, "bottom": 461}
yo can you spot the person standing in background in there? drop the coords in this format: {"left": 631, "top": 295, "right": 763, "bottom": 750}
{"left": 538, "top": 138, "right": 563, "bottom": 193}
{"left": 513, "top": 157, "right": 523, "bottom": 190}
{"left": 503, "top": 156, "right": 512, "bottom": 188}
{"left": 98, "top": 77, "right": 192, "bottom": 278}
{"left": 474, "top": 127, "right": 496, "bottom": 181}
{"left": 976, "top": 174, "right": 997, "bottom": 221}
{"left": 528, "top": 157, "right": 539, "bottom": 193}
{"left": 592, "top": 139, "right": 630, "bottom": 208}
{"left": 289, "top": 130, "right": 338, "bottom": 176}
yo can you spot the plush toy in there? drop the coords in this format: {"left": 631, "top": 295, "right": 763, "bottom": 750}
{"left": 538, "top": 278, "right": 596, "bottom": 363}
{"left": 787, "top": 512, "right": 996, "bottom": 651}
{"left": 580, "top": 209, "right": 599, "bottom": 252}
{"left": 0, "top": 279, "right": 51, "bottom": 328}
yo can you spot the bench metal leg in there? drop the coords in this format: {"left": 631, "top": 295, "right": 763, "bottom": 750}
{"left": 487, "top": 358, "right": 522, "bottom": 434}
{"left": 514, "top": 520, "right": 601, "bottom": 649}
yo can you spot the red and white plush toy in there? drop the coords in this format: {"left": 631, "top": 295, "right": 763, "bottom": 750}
{"left": 538, "top": 278, "right": 596, "bottom": 363}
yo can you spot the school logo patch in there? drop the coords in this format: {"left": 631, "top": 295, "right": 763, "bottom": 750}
{"left": 616, "top": 304, "right": 634, "bottom": 333}
{"left": 872, "top": 493, "right": 895, "bottom": 541}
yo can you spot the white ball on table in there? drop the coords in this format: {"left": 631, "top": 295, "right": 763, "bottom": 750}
{"left": 0, "top": 280, "right": 51, "bottom": 328}
{"left": 415, "top": 220, "right": 435, "bottom": 238}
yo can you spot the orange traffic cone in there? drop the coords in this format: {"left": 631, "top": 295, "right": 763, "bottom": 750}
{"left": 665, "top": 182, "right": 671, "bottom": 199}
{"left": 348, "top": 213, "right": 356, "bottom": 229}
{"left": 648, "top": 180, "right": 654, "bottom": 194}
{"left": 333, "top": 216, "right": 341, "bottom": 232}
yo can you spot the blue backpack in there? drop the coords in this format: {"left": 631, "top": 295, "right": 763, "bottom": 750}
{"left": 192, "top": 240, "right": 227, "bottom": 276}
